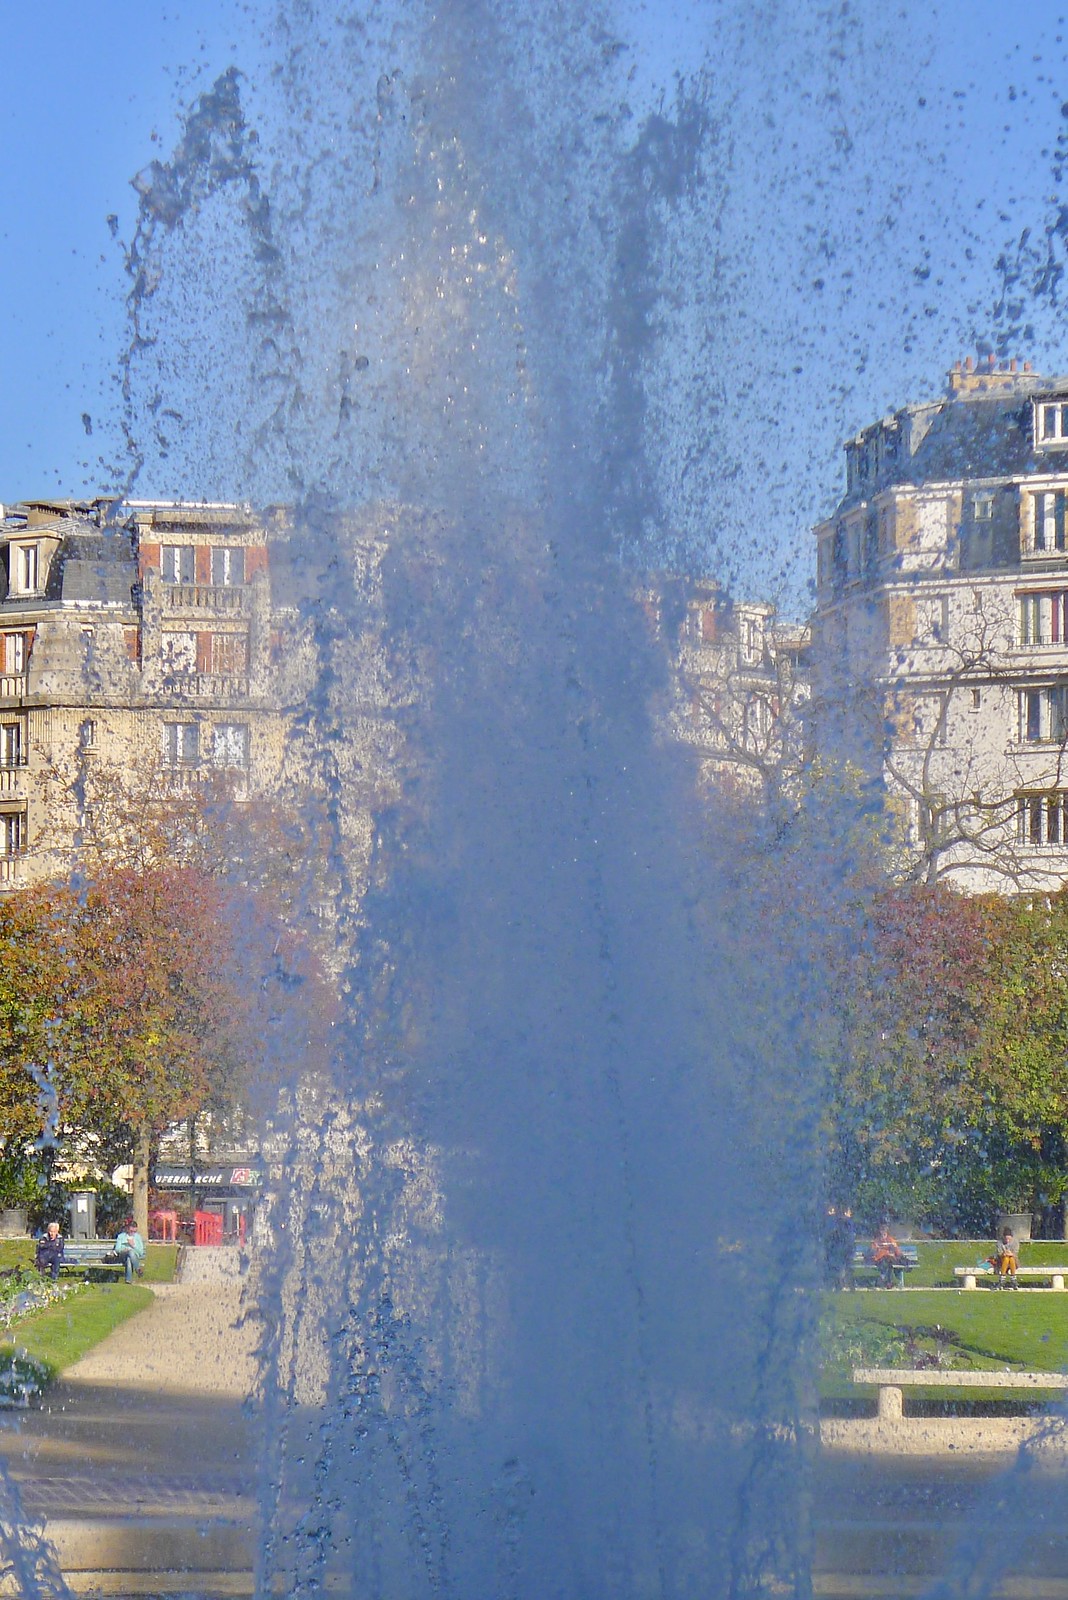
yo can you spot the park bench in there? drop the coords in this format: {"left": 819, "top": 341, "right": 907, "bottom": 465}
{"left": 851, "top": 1245, "right": 919, "bottom": 1288}
{"left": 953, "top": 1264, "right": 1068, "bottom": 1290}
{"left": 853, "top": 1365, "right": 1068, "bottom": 1420}
{"left": 55, "top": 1240, "right": 127, "bottom": 1275}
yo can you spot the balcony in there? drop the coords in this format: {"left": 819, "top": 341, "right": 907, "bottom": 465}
{"left": 0, "top": 675, "right": 26, "bottom": 702}
{"left": 160, "top": 765, "right": 249, "bottom": 800}
{"left": 0, "top": 765, "right": 28, "bottom": 798}
{"left": 160, "top": 583, "right": 250, "bottom": 613}
{"left": 160, "top": 674, "right": 251, "bottom": 702}
{"left": 0, "top": 855, "right": 26, "bottom": 888}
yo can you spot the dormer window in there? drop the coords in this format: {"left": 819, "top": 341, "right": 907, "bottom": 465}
{"left": 11, "top": 543, "right": 39, "bottom": 595}
{"left": 1038, "top": 401, "right": 1068, "bottom": 445}
{"left": 972, "top": 492, "right": 993, "bottom": 521}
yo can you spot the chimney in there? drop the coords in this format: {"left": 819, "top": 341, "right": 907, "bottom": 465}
{"left": 1011, "top": 358, "right": 1018, "bottom": 372}
{"left": 965, "top": 355, "right": 974, "bottom": 372}
{"left": 1024, "top": 361, "right": 1033, "bottom": 373}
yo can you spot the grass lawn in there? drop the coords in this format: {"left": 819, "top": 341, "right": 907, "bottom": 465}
{"left": 2, "top": 1282, "right": 154, "bottom": 1378}
{"left": 821, "top": 1286, "right": 1068, "bottom": 1406}
{"left": 0, "top": 1237, "right": 175, "bottom": 1401}
{"left": 896, "top": 1239, "right": 1068, "bottom": 1289}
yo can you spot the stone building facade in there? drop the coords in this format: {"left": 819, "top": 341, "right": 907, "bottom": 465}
{"left": 639, "top": 577, "right": 809, "bottom": 823}
{"left": 0, "top": 495, "right": 805, "bottom": 892}
{"left": 813, "top": 356, "right": 1068, "bottom": 890}
{"left": 0, "top": 497, "right": 296, "bottom": 889}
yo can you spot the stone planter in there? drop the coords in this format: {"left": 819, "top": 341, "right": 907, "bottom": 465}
{"left": 997, "top": 1211, "right": 1033, "bottom": 1242}
{"left": 0, "top": 1207, "right": 28, "bottom": 1238}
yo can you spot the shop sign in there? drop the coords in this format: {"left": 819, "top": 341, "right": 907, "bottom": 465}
{"left": 153, "top": 1165, "right": 263, "bottom": 1189}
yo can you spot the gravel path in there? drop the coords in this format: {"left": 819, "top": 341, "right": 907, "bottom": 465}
{"left": 0, "top": 1247, "right": 262, "bottom": 1512}
{"left": 60, "top": 1246, "right": 259, "bottom": 1399}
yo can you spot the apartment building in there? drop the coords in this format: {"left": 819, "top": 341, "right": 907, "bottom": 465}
{"left": 642, "top": 577, "right": 809, "bottom": 816}
{"left": 813, "top": 356, "right": 1068, "bottom": 890}
{"left": 0, "top": 498, "right": 295, "bottom": 888}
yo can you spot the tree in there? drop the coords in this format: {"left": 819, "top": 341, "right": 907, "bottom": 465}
{"left": 824, "top": 883, "right": 1068, "bottom": 1235}
{"left": 0, "top": 865, "right": 334, "bottom": 1235}
{"left": 975, "top": 893, "right": 1068, "bottom": 1235}
{"left": 60, "top": 867, "right": 251, "bottom": 1232}
{"left": 0, "top": 889, "right": 70, "bottom": 1157}
{"left": 825, "top": 884, "right": 993, "bottom": 1223}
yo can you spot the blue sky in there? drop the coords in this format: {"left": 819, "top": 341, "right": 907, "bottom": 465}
{"left": 0, "top": 4, "right": 249, "bottom": 498}
{"left": 3, "top": 3, "right": 1068, "bottom": 609}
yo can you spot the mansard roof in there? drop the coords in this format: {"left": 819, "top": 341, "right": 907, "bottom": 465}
{"left": 835, "top": 364, "right": 1068, "bottom": 511}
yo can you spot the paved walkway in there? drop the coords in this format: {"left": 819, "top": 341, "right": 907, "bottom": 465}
{"left": 0, "top": 1248, "right": 262, "bottom": 1596}
{"left": 822, "top": 1413, "right": 1068, "bottom": 1457}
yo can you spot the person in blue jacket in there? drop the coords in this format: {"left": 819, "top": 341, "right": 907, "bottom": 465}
{"left": 34, "top": 1221, "right": 64, "bottom": 1280}
{"left": 114, "top": 1218, "right": 145, "bottom": 1283}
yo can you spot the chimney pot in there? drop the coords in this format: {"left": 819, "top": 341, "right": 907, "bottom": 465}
{"left": 1025, "top": 361, "right": 1033, "bottom": 372}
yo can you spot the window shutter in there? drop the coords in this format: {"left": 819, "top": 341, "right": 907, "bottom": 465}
{"left": 196, "top": 632, "right": 212, "bottom": 674}
{"left": 196, "top": 546, "right": 212, "bottom": 586}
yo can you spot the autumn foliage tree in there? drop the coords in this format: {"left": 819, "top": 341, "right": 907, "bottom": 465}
{"left": 0, "top": 865, "right": 333, "bottom": 1234}
{"left": 827, "top": 884, "right": 1068, "bottom": 1235}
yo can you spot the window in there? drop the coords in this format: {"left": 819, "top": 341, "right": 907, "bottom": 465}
{"left": 161, "top": 546, "right": 195, "bottom": 585}
{"left": 1, "top": 633, "right": 27, "bottom": 674}
{"left": 1039, "top": 402, "right": 1068, "bottom": 443}
{"left": 211, "top": 547, "right": 244, "bottom": 587}
{"left": 915, "top": 594, "right": 948, "bottom": 644}
{"left": 213, "top": 723, "right": 249, "bottom": 768}
{"left": 209, "top": 633, "right": 249, "bottom": 675}
{"left": 0, "top": 724, "right": 22, "bottom": 767}
{"left": 12, "top": 544, "right": 39, "bottom": 594}
{"left": 1018, "top": 792, "right": 1068, "bottom": 846}
{"left": 879, "top": 507, "right": 895, "bottom": 554}
{"left": 79, "top": 719, "right": 96, "bottom": 751}
{"left": 160, "top": 631, "right": 198, "bottom": 675}
{"left": 1032, "top": 491, "right": 1068, "bottom": 553}
{"left": 972, "top": 493, "right": 994, "bottom": 520}
{"left": 1018, "top": 591, "right": 1068, "bottom": 645}
{"left": 848, "top": 525, "right": 863, "bottom": 578}
{"left": 971, "top": 688, "right": 982, "bottom": 709}
{"left": 1021, "top": 686, "right": 1068, "bottom": 742}
{"left": 162, "top": 722, "right": 199, "bottom": 765}
{"left": 0, "top": 813, "right": 25, "bottom": 856}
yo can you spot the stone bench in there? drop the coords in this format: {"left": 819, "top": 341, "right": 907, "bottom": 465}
{"left": 953, "top": 1265, "right": 1068, "bottom": 1290}
{"left": 853, "top": 1366, "right": 1068, "bottom": 1420}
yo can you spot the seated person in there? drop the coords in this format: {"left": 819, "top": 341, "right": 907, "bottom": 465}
{"left": 114, "top": 1218, "right": 145, "bottom": 1283}
{"left": 34, "top": 1221, "right": 64, "bottom": 1281}
{"left": 869, "top": 1223, "right": 909, "bottom": 1288}
{"left": 989, "top": 1227, "right": 1020, "bottom": 1289}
